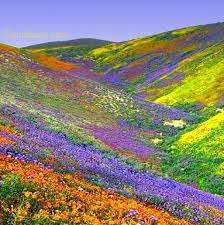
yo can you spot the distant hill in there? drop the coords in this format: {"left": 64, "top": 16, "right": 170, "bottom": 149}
{"left": 25, "top": 38, "right": 113, "bottom": 49}
{"left": 85, "top": 23, "right": 224, "bottom": 106}
{"left": 25, "top": 23, "right": 224, "bottom": 107}
{"left": 24, "top": 38, "right": 113, "bottom": 67}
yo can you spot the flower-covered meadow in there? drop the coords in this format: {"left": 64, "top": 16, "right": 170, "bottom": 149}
{"left": 0, "top": 22, "right": 224, "bottom": 224}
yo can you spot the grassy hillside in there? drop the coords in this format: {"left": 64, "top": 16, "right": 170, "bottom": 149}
{"left": 29, "top": 23, "right": 224, "bottom": 105}
{"left": 160, "top": 110, "right": 224, "bottom": 195}
{"left": 86, "top": 23, "right": 224, "bottom": 88}
{"left": 0, "top": 23, "right": 224, "bottom": 224}
{"left": 149, "top": 42, "right": 224, "bottom": 106}
{"left": 25, "top": 38, "right": 112, "bottom": 68}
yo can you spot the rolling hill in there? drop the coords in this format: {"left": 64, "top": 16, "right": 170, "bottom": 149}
{"left": 25, "top": 38, "right": 113, "bottom": 68}
{"left": 0, "top": 22, "right": 224, "bottom": 224}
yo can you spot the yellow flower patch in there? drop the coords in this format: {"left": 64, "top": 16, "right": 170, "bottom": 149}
{"left": 177, "top": 112, "right": 224, "bottom": 144}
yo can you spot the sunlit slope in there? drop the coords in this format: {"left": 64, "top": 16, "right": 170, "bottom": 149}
{"left": 177, "top": 111, "right": 224, "bottom": 153}
{"left": 2, "top": 22, "right": 224, "bottom": 224}
{"left": 151, "top": 43, "right": 224, "bottom": 106}
{"left": 25, "top": 23, "right": 224, "bottom": 104}
{"left": 161, "top": 110, "right": 224, "bottom": 195}
{"left": 86, "top": 23, "right": 224, "bottom": 88}
{"left": 1, "top": 43, "right": 224, "bottom": 224}
{"left": 0, "top": 43, "right": 196, "bottom": 160}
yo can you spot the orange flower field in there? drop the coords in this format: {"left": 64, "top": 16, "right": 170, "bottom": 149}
{"left": 0, "top": 154, "right": 192, "bottom": 225}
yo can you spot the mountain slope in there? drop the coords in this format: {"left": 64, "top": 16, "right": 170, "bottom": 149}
{"left": 149, "top": 42, "right": 224, "bottom": 106}
{"left": 29, "top": 23, "right": 224, "bottom": 107}
{"left": 0, "top": 23, "right": 224, "bottom": 224}
{"left": 86, "top": 23, "right": 224, "bottom": 89}
{"left": 25, "top": 38, "right": 112, "bottom": 50}
{"left": 21, "top": 23, "right": 224, "bottom": 198}
{"left": 25, "top": 38, "right": 113, "bottom": 68}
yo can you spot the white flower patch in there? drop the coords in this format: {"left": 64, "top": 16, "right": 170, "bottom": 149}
{"left": 163, "top": 119, "right": 187, "bottom": 128}
{"left": 216, "top": 108, "right": 224, "bottom": 113}
{"left": 95, "top": 87, "right": 140, "bottom": 119}
{"left": 151, "top": 138, "right": 162, "bottom": 144}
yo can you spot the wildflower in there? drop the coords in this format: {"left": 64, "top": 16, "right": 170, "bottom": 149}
{"left": 16, "top": 208, "right": 28, "bottom": 222}
{"left": 149, "top": 216, "right": 158, "bottom": 225}
{"left": 163, "top": 119, "right": 186, "bottom": 128}
{"left": 0, "top": 180, "right": 4, "bottom": 186}
{"left": 150, "top": 138, "right": 162, "bottom": 144}
{"left": 24, "top": 191, "right": 32, "bottom": 198}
